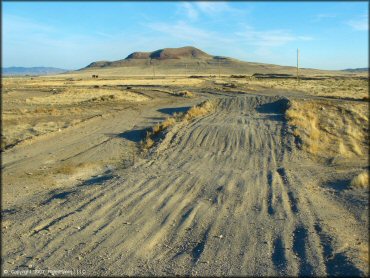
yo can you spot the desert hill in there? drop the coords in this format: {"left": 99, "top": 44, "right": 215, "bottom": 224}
{"left": 81, "top": 46, "right": 349, "bottom": 76}
{"left": 126, "top": 46, "right": 211, "bottom": 60}
{"left": 84, "top": 46, "right": 219, "bottom": 69}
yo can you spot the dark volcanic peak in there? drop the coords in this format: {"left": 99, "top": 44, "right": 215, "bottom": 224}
{"left": 84, "top": 46, "right": 221, "bottom": 69}
{"left": 125, "top": 46, "right": 211, "bottom": 60}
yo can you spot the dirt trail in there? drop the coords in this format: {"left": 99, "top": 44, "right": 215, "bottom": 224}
{"left": 2, "top": 95, "right": 368, "bottom": 276}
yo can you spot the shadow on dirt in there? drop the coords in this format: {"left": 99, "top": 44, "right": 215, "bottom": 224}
{"left": 256, "top": 98, "right": 289, "bottom": 115}
{"left": 42, "top": 189, "right": 76, "bottom": 205}
{"left": 314, "top": 223, "right": 363, "bottom": 276}
{"left": 80, "top": 174, "right": 115, "bottom": 187}
{"left": 158, "top": 106, "right": 190, "bottom": 116}
{"left": 325, "top": 179, "right": 351, "bottom": 192}
{"left": 107, "top": 128, "right": 148, "bottom": 143}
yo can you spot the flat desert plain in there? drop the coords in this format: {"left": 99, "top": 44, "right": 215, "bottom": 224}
{"left": 2, "top": 72, "right": 369, "bottom": 276}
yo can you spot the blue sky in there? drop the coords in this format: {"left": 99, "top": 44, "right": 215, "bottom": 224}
{"left": 3, "top": 1, "right": 368, "bottom": 70}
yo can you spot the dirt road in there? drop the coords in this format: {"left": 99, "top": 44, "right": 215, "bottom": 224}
{"left": 2, "top": 94, "right": 368, "bottom": 276}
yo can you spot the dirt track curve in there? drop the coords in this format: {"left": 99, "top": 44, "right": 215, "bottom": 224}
{"left": 2, "top": 95, "right": 367, "bottom": 276}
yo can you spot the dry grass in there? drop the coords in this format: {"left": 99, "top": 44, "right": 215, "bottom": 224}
{"left": 2, "top": 76, "right": 152, "bottom": 150}
{"left": 143, "top": 133, "right": 155, "bottom": 149}
{"left": 142, "top": 117, "right": 179, "bottom": 150}
{"left": 285, "top": 103, "right": 320, "bottom": 154}
{"left": 172, "top": 90, "right": 195, "bottom": 98}
{"left": 32, "top": 107, "right": 60, "bottom": 115}
{"left": 3, "top": 75, "right": 204, "bottom": 88}
{"left": 285, "top": 99, "right": 368, "bottom": 159}
{"left": 55, "top": 165, "right": 77, "bottom": 175}
{"left": 54, "top": 162, "right": 94, "bottom": 175}
{"left": 26, "top": 88, "right": 148, "bottom": 105}
{"left": 1, "top": 105, "right": 91, "bottom": 150}
{"left": 236, "top": 77, "right": 369, "bottom": 100}
{"left": 152, "top": 117, "right": 177, "bottom": 135}
{"left": 142, "top": 100, "right": 215, "bottom": 150}
{"left": 183, "top": 100, "right": 215, "bottom": 122}
{"left": 350, "top": 172, "right": 369, "bottom": 188}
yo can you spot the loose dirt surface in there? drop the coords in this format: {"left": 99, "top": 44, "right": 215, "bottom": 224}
{"left": 2, "top": 74, "right": 368, "bottom": 276}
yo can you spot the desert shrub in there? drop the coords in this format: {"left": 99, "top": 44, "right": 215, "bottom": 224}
{"left": 173, "top": 90, "right": 195, "bottom": 98}
{"left": 183, "top": 100, "right": 215, "bottom": 122}
{"left": 142, "top": 100, "right": 214, "bottom": 150}
{"left": 350, "top": 172, "right": 369, "bottom": 188}
{"left": 143, "top": 133, "right": 155, "bottom": 149}
{"left": 152, "top": 117, "right": 177, "bottom": 135}
{"left": 55, "top": 165, "right": 77, "bottom": 175}
{"left": 54, "top": 162, "right": 93, "bottom": 175}
{"left": 286, "top": 99, "right": 368, "bottom": 158}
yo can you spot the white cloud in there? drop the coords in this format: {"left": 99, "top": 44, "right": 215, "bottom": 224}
{"left": 148, "top": 21, "right": 212, "bottom": 42}
{"left": 347, "top": 14, "right": 368, "bottom": 31}
{"left": 312, "top": 13, "right": 337, "bottom": 22}
{"left": 145, "top": 19, "right": 314, "bottom": 66}
{"left": 178, "top": 1, "right": 241, "bottom": 20}
{"left": 235, "top": 27, "right": 313, "bottom": 47}
{"left": 195, "top": 2, "right": 231, "bottom": 15}
{"left": 3, "top": 14, "right": 54, "bottom": 34}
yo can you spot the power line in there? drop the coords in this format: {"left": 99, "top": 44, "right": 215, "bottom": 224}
{"left": 218, "top": 58, "right": 221, "bottom": 78}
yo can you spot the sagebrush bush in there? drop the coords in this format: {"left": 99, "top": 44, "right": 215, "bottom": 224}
{"left": 350, "top": 172, "right": 369, "bottom": 188}
{"left": 142, "top": 100, "right": 214, "bottom": 150}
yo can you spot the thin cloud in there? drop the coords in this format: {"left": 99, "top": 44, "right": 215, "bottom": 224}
{"left": 179, "top": 2, "right": 199, "bottom": 21}
{"left": 146, "top": 19, "right": 313, "bottom": 65}
{"left": 147, "top": 21, "right": 212, "bottom": 42}
{"left": 312, "top": 13, "right": 337, "bottom": 22}
{"left": 4, "top": 14, "right": 54, "bottom": 34}
{"left": 347, "top": 14, "right": 368, "bottom": 31}
{"left": 235, "top": 27, "right": 313, "bottom": 47}
{"left": 178, "top": 1, "right": 243, "bottom": 20}
{"left": 195, "top": 2, "right": 232, "bottom": 15}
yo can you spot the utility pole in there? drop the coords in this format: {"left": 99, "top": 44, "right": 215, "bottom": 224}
{"left": 131, "top": 142, "right": 135, "bottom": 166}
{"left": 152, "top": 63, "right": 156, "bottom": 78}
{"left": 218, "top": 58, "right": 221, "bottom": 78}
{"left": 296, "top": 48, "right": 300, "bottom": 82}
{"left": 185, "top": 63, "right": 188, "bottom": 76}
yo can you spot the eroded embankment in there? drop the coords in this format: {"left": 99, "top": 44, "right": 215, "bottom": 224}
{"left": 2, "top": 95, "right": 368, "bottom": 276}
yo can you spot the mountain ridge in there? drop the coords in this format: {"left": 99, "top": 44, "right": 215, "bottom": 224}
{"left": 342, "top": 67, "right": 368, "bottom": 73}
{"left": 3, "top": 67, "right": 68, "bottom": 76}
